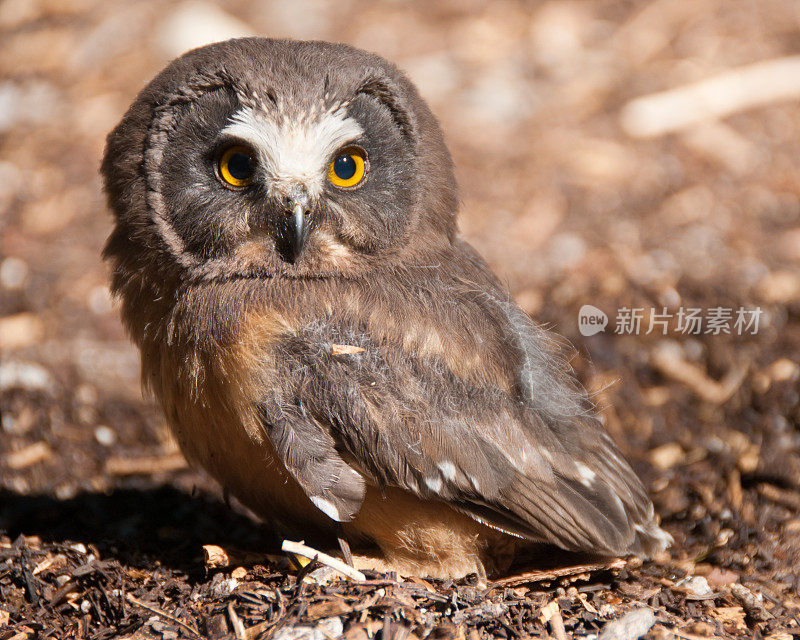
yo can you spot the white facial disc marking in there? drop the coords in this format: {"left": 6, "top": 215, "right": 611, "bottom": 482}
{"left": 222, "top": 106, "right": 363, "bottom": 198}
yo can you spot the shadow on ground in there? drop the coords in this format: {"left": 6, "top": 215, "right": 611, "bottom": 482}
{"left": 0, "top": 486, "right": 279, "bottom": 576}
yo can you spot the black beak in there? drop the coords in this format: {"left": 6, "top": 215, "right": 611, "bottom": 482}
{"left": 279, "top": 190, "right": 312, "bottom": 263}
{"left": 289, "top": 201, "right": 309, "bottom": 257}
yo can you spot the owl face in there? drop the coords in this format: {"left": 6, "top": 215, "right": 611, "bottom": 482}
{"left": 104, "top": 39, "right": 458, "bottom": 281}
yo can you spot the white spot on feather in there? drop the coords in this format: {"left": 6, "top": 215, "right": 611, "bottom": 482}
{"left": 576, "top": 462, "right": 596, "bottom": 486}
{"left": 221, "top": 105, "right": 363, "bottom": 198}
{"left": 310, "top": 496, "right": 342, "bottom": 522}
{"left": 438, "top": 461, "right": 456, "bottom": 481}
{"left": 424, "top": 476, "right": 442, "bottom": 493}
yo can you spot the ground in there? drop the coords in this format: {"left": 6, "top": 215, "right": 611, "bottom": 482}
{"left": 1, "top": 0, "right": 799, "bottom": 638}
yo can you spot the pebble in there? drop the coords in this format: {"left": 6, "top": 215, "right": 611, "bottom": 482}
{"left": 0, "top": 313, "right": 45, "bottom": 350}
{"left": 88, "top": 285, "right": 113, "bottom": 315}
{"left": 0, "top": 256, "right": 28, "bottom": 289}
{"left": 273, "top": 617, "right": 344, "bottom": 640}
{"left": 675, "top": 576, "right": 714, "bottom": 599}
{"left": 157, "top": 1, "right": 253, "bottom": 58}
{"left": 648, "top": 442, "right": 685, "bottom": 470}
{"left": 212, "top": 577, "right": 239, "bottom": 598}
{"left": 0, "top": 361, "right": 55, "bottom": 393}
{"left": 94, "top": 425, "right": 117, "bottom": 446}
{"left": 598, "top": 609, "right": 656, "bottom": 640}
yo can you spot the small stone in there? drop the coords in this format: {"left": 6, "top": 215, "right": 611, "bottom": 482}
{"left": 6, "top": 441, "right": 52, "bottom": 470}
{"left": 675, "top": 575, "right": 714, "bottom": 599}
{"left": 0, "top": 361, "right": 55, "bottom": 393}
{"left": 158, "top": 1, "right": 253, "bottom": 58}
{"left": 212, "top": 577, "right": 238, "bottom": 598}
{"left": 94, "top": 425, "right": 117, "bottom": 447}
{"left": 648, "top": 442, "right": 685, "bottom": 470}
{"left": 88, "top": 286, "right": 113, "bottom": 315}
{"left": 231, "top": 566, "right": 247, "bottom": 580}
{"left": 758, "top": 270, "right": 800, "bottom": 303}
{"left": 767, "top": 358, "right": 799, "bottom": 382}
{"left": 0, "top": 313, "right": 45, "bottom": 350}
{"left": 75, "top": 384, "right": 98, "bottom": 405}
{"left": 273, "top": 616, "right": 344, "bottom": 640}
{"left": 0, "top": 256, "right": 28, "bottom": 289}
{"left": 598, "top": 609, "right": 656, "bottom": 640}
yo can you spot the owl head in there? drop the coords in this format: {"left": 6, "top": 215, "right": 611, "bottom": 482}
{"left": 102, "top": 38, "right": 458, "bottom": 283}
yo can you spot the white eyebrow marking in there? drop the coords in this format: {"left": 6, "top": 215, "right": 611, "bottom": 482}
{"left": 221, "top": 105, "right": 363, "bottom": 199}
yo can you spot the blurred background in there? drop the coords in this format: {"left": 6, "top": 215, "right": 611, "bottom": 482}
{"left": 1, "top": 0, "right": 799, "bottom": 604}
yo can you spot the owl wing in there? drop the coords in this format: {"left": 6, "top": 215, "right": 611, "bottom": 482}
{"left": 258, "top": 292, "right": 670, "bottom": 558}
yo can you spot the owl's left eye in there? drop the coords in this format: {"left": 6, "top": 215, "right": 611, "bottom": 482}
{"left": 217, "top": 145, "right": 255, "bottom": 188}
{"left": 328, "top": 147, "right": 368, "bottom": 189}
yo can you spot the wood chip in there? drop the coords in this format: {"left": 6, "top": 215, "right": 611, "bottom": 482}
{"left": 227, "top": 601, "right": 246, "bottom": 640}
{"left": 125, "top": 593, "right": 202, "bottom": 638}
{"left": 7, "top": 441, "right": 52, "bottom": 470}
{"left": 540, "top": 601, "right": 568, "bottom": 640}
{"left": 709, "top": 606, "right": 747, "bottom": 633}
{"left": 331, "top": 344, "right": 366, "bottom": 356}
{"left": 203, "top": 545, "right": 230, "bottom": 569}
{"left": 648, "top": 442, "right": 685, "bottom": 470}
{"left": 621, "top": 55, "right": 800, "bottom": 137}
{"left": 730, "top": 583, "right": 773, "bottom": 621}
{"left": 491, "top": 558, "right": 626, "bottom": 587}
{"left": 650, "top": 343, "right": 748, "bottom": 404}
{"left": 0, "top": 312, "right": 45, "bottom": 350}
{"left": 758, "top": 483, "right": 800, "bottom": 511}
{"left": 31, "top": 557, "right": 55, "bottom": 576}
{"left": 104, "top": 452, "right": 188, "bottom": 476}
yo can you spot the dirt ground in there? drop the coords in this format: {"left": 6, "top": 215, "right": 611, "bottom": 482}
{"left": 1, "top": 0, "right": 800, "bottom": 638}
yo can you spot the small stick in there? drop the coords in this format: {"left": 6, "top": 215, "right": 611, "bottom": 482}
{"left": 540, "top": 600, "right": 568, "bottom": 640}
{"left": 227, "top": 601, "right": 246, "bottom": 640}
{"left": 125, "top": 593, "right": 201, "bottom": 638}
{"left": 281, "top": 540, "right": 366, "bottom": 581}
{"left": 336, "top": 526, "right": 354, "bottom": 567}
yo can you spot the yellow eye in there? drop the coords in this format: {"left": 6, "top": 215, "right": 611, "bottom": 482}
{"left": 218, "top": 145, "right": 255, "bottom": 187}
{"left": 328, "top": 148, "right": 367, "bottom": 189}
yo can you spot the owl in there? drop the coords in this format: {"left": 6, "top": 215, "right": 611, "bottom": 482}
{"left": 102, "top": 38, "right": 670, "bottom": 579}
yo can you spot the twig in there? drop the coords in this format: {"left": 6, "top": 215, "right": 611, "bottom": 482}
{"left": 650, "top": 343, "right": 747, "bottom": 404}
{"left": 337, "top": 527, "right": 354, "bottom": 567}
{"left": 228, "top": 601, "right": 246, "bottom": 640}
{"left": 490, "top": 558, "right": 626, "bottom": 588}
{"left": 105, "top": 452, "right": 188, "bottom": 476}
{"left": 125, "top": 593, "right": 201, "bottom": 638}
{"left": 281, "top": 540, "right": 366, "bottom": 581}
{"left": 621, "top": 55, "right": 800, "bottom": 137}
{"left": 540, "top": 601, "right": 568, "bottom": 640}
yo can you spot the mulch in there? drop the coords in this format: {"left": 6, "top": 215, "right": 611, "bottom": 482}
{"left": 2, "top": 0, "right": 800, "bottom": 638}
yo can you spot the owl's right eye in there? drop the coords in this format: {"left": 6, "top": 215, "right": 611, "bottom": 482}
{"left": 217, "top": 145, "right": 255, "bottom": 188}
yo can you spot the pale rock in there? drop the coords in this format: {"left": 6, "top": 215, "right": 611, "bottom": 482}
{"left": 158, "top": 2, "right": 254, "bottom": 59}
